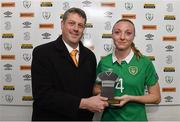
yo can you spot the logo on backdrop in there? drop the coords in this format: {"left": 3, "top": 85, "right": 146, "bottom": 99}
{"left": 3, "top": 11, "right": 13, "bottom": 17}
{"left": 21, "top": 44, "right": 33, "bottom": 49}
{"left": 164, "top": 96, "right": 173, "bottom": 102}
{"left": 4, "top": 21, "right": 11, "bottom": 30}
{"left": 164, "top": 15, "right": 176, "bottom": 20}
{"left": 104, "top": 21, "right": 111, "bottom": 30}
{"left": 166, "top": 24, "right": 174, "bottom": 33}
{"left": 145, "top": 33, "right": 154, "bottom": 40}
{"left": 3, "top": 85, "right": 15, "bottom": 91}
{"left": 146, "top": 44, "right": 153, "bottom": 53}
{"left": 40, "top": 2, "right": 53, "bottom": 7}
{"left": 165, "top": 76, "right": 174, "bottom": 84}
{"left": 2, "top": 33, "right": 14, "bottom": 38}
{"left": 23, "top": 53, "right": 31, "bottom": 62}
{"left": 5, "top": 94, "right": 14, "bottom": 103}
{"left": 163, "top": 67, "right": 175, "bottom": 72}
{"left": 102, "top": 33, "right": 112, "bottom": 38}
{"left": 145, "top": 12, "right": 154, "bottom": 21}
{"left": 42, "top": 32, "right": 51, "bottom": 39}
{"left": 23, "top": 0, "right": 31, "bottom": 8}
{"left": 3, "top": 64, "right": 13, "bottom": 70}
{"left": 24, "top": 32, "right": 30, "bottom": 41}
{"left": 63, "top": 2, "right": 70, "bottom": 10}
{"left": 82, "top": 0, "right": 92, "bottom": 7}
{"left": 165, "top": 45, "right": 174, "bottom": 52}
{"left": 166, "top": 3, "right": 173, "bottom": 12}
{"left": 23, "top": 74, "right": 31, "bottom": 81}
{"left": 22, "top": 96, "right": 33, "bottom": 101}
{"left": 22, "top": 21, "right": 32, "bottom": 28}
{"left": 5, "top": 74, "right": 12, "bottom": 82}
{"left": 144, "top": 3, "right": 156, "bottom": 9}
{"left": 24, "top": 84, "right": 32, "bottom": 93}
{"left": 104, "top": 44, "right": 113, "bottom": 52}
{"left": 104, "top": 11, "right": 113, "bottom": 18}
{"left": 125, "top": 2, "right": 133, "bottom": 10}
{"left": 42, "top": 11, "right": 51, "bottom": 20}
{"left": 166, "top": 55, "right": 173, "bottom": 64}
{"left": 4, "top": 43, "right": 12, "bottom": 51}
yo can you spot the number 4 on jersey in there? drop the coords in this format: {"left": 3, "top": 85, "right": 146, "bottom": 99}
{"left": 115, "top": 78, "right": 124, "bottom": 93}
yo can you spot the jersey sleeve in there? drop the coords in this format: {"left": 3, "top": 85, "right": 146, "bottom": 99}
{"left": 96, "top": 60, "right": 103, "bottom": 83}
{"left": 145, "top": 61, "right": 159, "bottom": 86}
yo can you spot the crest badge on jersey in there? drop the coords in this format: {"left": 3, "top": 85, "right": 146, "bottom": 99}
{"left": 128, "top": 66, "right": 138, "bottom": 75}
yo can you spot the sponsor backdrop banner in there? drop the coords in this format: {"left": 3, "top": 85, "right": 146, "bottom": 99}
{"left": 0, "top": 0, "right": 179, "bottom": 105}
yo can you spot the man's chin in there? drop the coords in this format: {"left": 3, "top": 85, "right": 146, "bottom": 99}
{"left": 72, "top": 37, "right": 81, "bottom": 42}
{"left": 71, "top": 40, "right": 80, "bottom": 45}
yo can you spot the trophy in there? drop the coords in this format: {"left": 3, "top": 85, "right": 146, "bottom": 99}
{"left": 96, "top": 70, "right": 124, "bottom": 104}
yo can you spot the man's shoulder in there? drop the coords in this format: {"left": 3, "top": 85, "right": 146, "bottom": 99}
{"left": 34, "top": 40, "right": 54, "bottom": 50}
{"left": 80, "top": 43, "right": 95, "bottom": 56}
{"left": 33, "top": 40, "right": 57, "bottom": 55}
{"left": 83, "top": 46, "right": 94, "bottom": 54}
{"left": 34, "top": 36, "right": 62, "bottom": 51}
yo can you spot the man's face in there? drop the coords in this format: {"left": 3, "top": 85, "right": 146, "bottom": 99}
{"left": 61, "top": 13, "right": 85, "bottom": 48}
{"left": 112, "top": 21, "right": 135, "bottom": 51}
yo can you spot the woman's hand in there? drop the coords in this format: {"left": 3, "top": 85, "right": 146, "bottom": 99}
{"left": 111, "top": 95, "right": 131, "bottom": 107}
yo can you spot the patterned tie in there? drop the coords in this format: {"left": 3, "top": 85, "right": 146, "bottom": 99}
{"left": 70, "top": 49, "right": 78, "bottom": 67}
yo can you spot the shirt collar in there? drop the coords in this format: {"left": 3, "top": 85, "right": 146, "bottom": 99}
{"left": 63, "top": 39, "right": 79, "bottom": 53}
{"left": 112, "top": 49, "right": 134, "bottom": 64}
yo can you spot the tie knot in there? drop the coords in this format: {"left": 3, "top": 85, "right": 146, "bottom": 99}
{"left": 70, "top": 49, "right": 78, "bottom": 56}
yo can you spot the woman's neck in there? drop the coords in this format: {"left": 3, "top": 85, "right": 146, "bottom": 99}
{"left": 115, "top": 48, "right": 131, "bottom": 63}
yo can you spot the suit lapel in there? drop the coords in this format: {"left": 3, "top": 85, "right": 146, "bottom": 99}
{"left": 54, "top": 35, "right": 76, "bottom": 66}
{"left": 54, "top": 35, "right": 88, "bottom": 67}
{"left": 79, "top": 42, "right": 88, "bottom": 67}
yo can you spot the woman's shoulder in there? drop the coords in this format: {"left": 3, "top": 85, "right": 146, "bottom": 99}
{"left": 139, "top": 55, "right": 153, "bottom": 64}
{"left": 100, "top": 53, "right": 112, "bottom": 62}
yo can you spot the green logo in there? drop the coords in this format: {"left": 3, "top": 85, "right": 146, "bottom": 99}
{"left": 128, "top": 66, "right": 138, "bottom": 75}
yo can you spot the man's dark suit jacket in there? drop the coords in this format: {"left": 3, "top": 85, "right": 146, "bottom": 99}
{"left": 31, "top": 35, "right": 97, "bottom": 121}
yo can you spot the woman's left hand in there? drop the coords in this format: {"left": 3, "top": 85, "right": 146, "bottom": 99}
{"left": 111, "top": 95, "right": 131, "bottom": 107}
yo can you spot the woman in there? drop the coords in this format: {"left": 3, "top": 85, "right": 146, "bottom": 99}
{"left": 93, "top": 19, "right": 161, "bottom": 121}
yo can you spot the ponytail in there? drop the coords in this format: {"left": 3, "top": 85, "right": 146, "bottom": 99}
{"left": 131, "top": 42, "right": 142, "bottom": 59}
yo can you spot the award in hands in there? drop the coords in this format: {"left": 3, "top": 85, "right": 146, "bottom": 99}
{"left": 96, "top": 70, "right": 124, "bottom": 104}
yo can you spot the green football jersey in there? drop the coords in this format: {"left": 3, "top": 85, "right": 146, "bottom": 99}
{"left": 96, "top": 53, "right": 158, "bottom": 121}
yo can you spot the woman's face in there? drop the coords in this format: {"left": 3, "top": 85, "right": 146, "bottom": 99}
{"left": 112, "top": 21, "right": 135, "bottom": 51}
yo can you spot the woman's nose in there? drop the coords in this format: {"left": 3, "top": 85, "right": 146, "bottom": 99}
{"left": 120, "top": 33, "right": 125, "bottom": 39}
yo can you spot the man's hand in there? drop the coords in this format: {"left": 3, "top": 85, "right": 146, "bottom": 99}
{"left": 80, "top": 95, "right": 108, "bottom": 112}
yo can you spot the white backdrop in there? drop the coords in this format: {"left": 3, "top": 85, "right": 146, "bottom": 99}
{"left": 0, "top": 0, "right": 180, "bottom": 106}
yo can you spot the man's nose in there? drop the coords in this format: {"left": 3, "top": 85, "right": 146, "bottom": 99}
{"left": 73, "top": 24, "right": 79, "bottom": 31}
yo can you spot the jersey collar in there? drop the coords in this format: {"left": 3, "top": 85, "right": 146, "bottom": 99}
{"left": 112, "top": 49, "right": 134, "bottom": 64}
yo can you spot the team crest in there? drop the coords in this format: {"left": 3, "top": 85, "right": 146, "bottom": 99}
{"left": 128, "top": 66, "right": 138, "bottom": 75}
{"left": 23, "top": 0, "right": 31, "bottom": 8}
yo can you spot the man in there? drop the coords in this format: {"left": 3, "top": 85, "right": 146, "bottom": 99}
{"left": 31, "top": 7, "right": 108, "bottom": 121}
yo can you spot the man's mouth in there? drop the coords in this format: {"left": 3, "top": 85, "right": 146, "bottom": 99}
{"left": 70, "top": 32, "right": 79, "bottom": 37}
